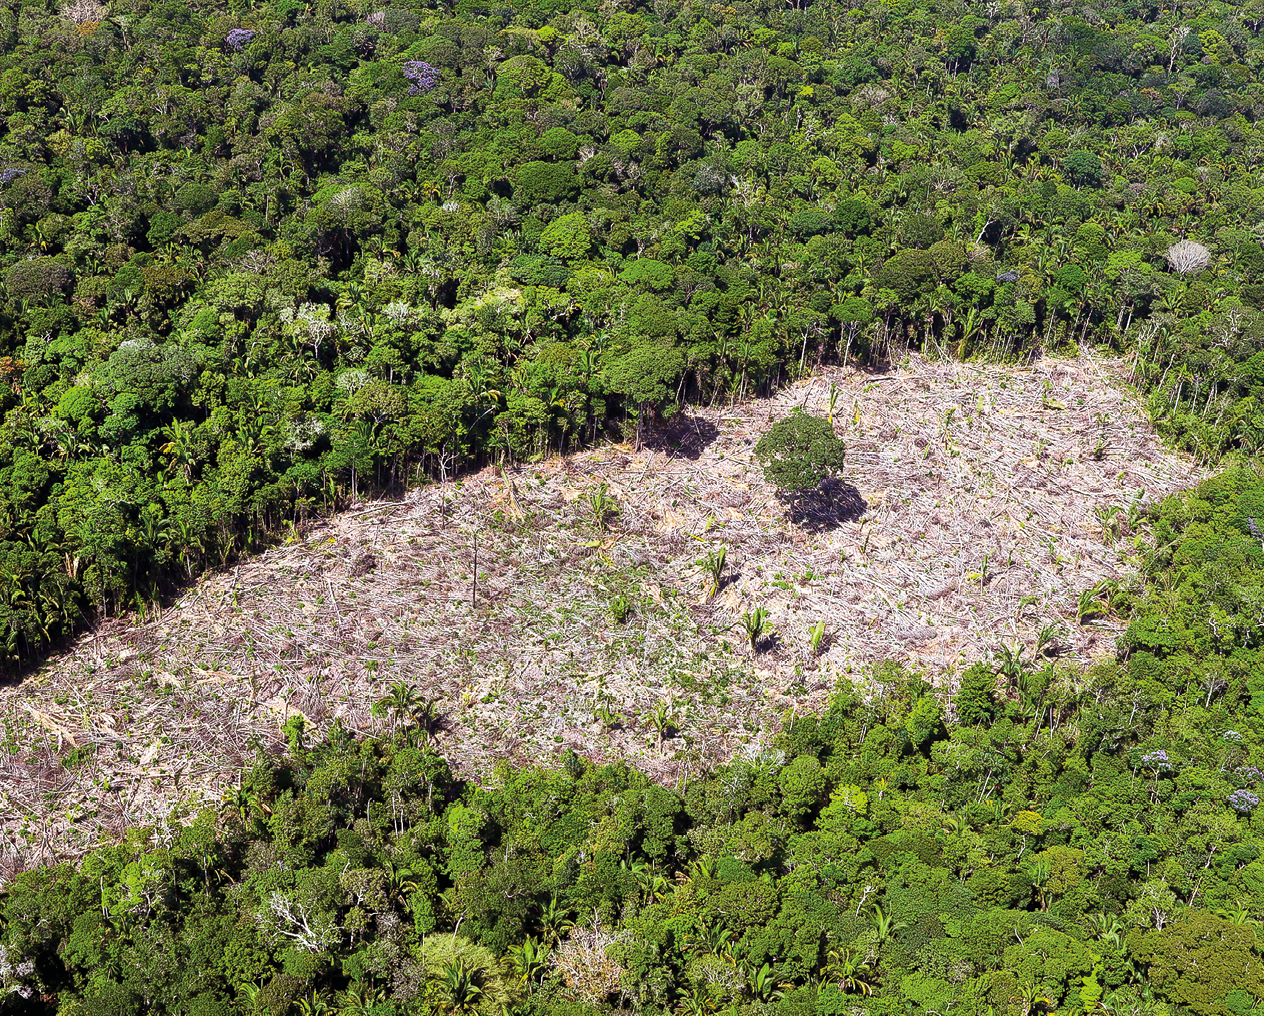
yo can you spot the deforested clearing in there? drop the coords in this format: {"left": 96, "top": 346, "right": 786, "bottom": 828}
{"left": 0, "top": 353, "right": 1199, "bottom": 864}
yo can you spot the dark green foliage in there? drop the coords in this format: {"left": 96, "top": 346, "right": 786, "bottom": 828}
{"left": 872, "top": 250, "right": 940, "bottom": 303}
{"left": 928, "top": 240, "right": 968, "bottom": 281}
{"left": 5, "top": 257, "right": 71, "bottom": 302}
{"left": 955, "top": 663, "right": 999, "bottom": 725}
{"left": 1131, "top": 911, "right": 1264, "bottom": 1016}
{"left": 899, "top": 214, "right": 945, "bottom": 251}
{"left": 515, "top": 162, "right": 581, "bottom": 205}
{"left": 788, "top": 209, "right": 836, "bottom": 241}
{"left": 602, "top": 343, "right": 685, "bottom": 447}
{"left": 1064, "top": 150, "right": 1104, "bottom": 188}
{"left": 834, "top": 199, "right": 873, "bottom": 237}
{"left": 617, "top": 259, "right": 675, "bottom": 291}
{"left": 754, "top": 411, "right": 846, "bottom": 493}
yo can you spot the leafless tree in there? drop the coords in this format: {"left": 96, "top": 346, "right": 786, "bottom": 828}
{"left": 1166, "top": 239, "right": 1211, "bottom": 274}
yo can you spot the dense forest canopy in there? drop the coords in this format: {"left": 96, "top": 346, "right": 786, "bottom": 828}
{"left": 8, "top": 1, "right": 1264, "bottom": 1013}
{"left": 0, "top": 0, "right": 1263, "bottom": 663}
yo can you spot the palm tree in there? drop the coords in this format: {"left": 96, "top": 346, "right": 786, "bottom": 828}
{"left": 743, "top": 962, "right": 787, "bottom": 1003}
{"left": 383, "top": 857, "right": 419, "bottom": 908}
{"left": 703, "top": 545, "right": 727, "bottom": 599}
{"left": 869, "top": 904, "right": 907, "bottom": 945}
{"left": 822, "top": 947, "right": 876, "bottom": 996}
{"left": 675, "top": 986, "right": 718, "bottom": 1015}
{"left": 159, "top": 419, "right": 198, "bottom": 480}
{"left": 623, "top": 858, "right": 670, "bottom": 901}
{"left": 339, "top": 986, "right": 387, "bottom": 1016}
{"left": 1011, "top": 984, "right": 1054, "bottom": 1016}
{"left": 646, "top": 700, "right": 679, "bottom": 753}
{"left": 539, "top": 894, "right": 575, "bottom": 943}
{"left": 221, "top": 783, "right": 270, "bottom": 825}
{"left": 507, "top": 936, "right": 551, "bottom": 989}
{"left": 1025, "top": 858, "right": 1052, "bottom": 910}
{"left": 436, "top": 960, "right": 484, "bottom": 1015}
{"left": 685, "top": 921, "right": 732, "bottom": 959}
{"left": 372, "top": 681, "right": 423, "bottom": 735}
{"left": 295, "top": 991, "right": 332, "bottom": 1016}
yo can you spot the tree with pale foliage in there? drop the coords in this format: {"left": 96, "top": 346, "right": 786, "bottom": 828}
{"left": 1166, "top": 239, "right": 1211, "bottom": 274}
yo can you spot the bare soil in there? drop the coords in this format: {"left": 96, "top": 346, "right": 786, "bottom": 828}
{"left": 0, "top": 353, "right": 1203, "bottom": 871}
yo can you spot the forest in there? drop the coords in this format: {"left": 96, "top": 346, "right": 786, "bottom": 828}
{"left": 2, "top": 468, "right": 1264, "bottom": 1015}
{"left": 0, "top": 0, "right": 1260, "bottom": 663}
{"left": 5, "top": 0, "right": 1264, "bottom": 1011}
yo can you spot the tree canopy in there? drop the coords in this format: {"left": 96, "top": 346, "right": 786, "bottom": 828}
{"left": 755, "top": 411, "right": 847, "bottom": 492}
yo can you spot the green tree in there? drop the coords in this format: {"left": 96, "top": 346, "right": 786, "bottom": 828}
{"left": 754, "top": 411, "right": 846, "bottom": 493}
{"left": 955, "top": 662, "right": 999, "bottom": 724}
{"left": 602, "top": 344, "right": 685, "bottom": 450}
{"left": 1131, "top": 911, "right": 1264, "bottom": 1016}
{"left": 539, "top": 213, "right": 593, "bottom": 261}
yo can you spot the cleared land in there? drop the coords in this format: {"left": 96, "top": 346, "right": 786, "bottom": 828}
{"left": 0, "top": 353, "right": 1202, "bottom": 870}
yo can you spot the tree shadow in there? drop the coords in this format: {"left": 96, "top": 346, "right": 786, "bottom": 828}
{"left": 754, "top": 632, "right": 782, "bottom": 655}
{"left": 784, "top": 478, "right": 868, "bottom": 532}
{"left": 644, "top": 414, "right": 721, "bottom": 461}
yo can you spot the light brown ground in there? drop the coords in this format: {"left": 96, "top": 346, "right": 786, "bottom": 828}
{"left": 0, "top": 353, "right": 1203, "bottom": 870}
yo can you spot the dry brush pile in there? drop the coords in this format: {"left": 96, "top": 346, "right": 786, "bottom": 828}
{"left": 0, "top": 352, "right": 1202, "bottom": 870}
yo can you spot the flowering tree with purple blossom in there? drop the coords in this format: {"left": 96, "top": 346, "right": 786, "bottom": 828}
{"left": 402, "top": 61, "right": 440, "bottom": 95}
{"left": 1229, "top": 789, "right": 1259, "bottom": 815}
{"left": 1137, "top": 749, "right": 1176, "bottom": 802}
{"left": 0, "top": 168, "right": 26, "bottom": 186}
{"left": 226, "top": 28, "right": 255, "bottom": 51}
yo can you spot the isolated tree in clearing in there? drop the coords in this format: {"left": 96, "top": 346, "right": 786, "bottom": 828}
{"left": 755, "top": 410, "right": 847, "bottom": 494}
